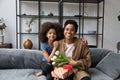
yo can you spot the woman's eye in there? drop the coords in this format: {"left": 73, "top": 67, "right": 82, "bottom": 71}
{"left": 71, "top": 28, "right": 76, "bottom": 31}
{"left": 65, "top": 28, "right": 69, "bottom": 31}
{"left": 65, "top": 28, "right": 75, "bottom": 32}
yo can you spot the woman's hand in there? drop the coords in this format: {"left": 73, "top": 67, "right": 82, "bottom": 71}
{"left": 69, "top": 58, "right": 77, "bottom": 66}
{"left": 81, "top": 38, "right": 88, "bottom": 45}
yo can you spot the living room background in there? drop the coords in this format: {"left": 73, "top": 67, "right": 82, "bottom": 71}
{"left": 0, "top": 0, "right": 120, "bottom": 52}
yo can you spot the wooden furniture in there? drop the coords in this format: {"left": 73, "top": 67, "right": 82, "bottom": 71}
{"left": 0, "top": 43, "right": 12, "bottom": 48}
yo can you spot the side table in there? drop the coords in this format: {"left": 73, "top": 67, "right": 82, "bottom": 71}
{"left": 0, "top": 43, "right": 12, "bottom": 48}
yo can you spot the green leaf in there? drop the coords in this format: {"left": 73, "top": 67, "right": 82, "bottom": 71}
{"left": 28, "top": 16, "right": 37, "bottom": 26}
{"left": 58, "top": 61, "right": 69, "bottom": 67}
{"left": 77, "top": 67, "right": 85, "bottom": 71}
{"left": 54, "top": 58, "right": 64, "bottom": 63}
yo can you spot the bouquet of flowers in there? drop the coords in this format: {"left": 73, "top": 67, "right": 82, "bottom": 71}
{"left": 51, "top": 50, "right": 84, "bottom": 70}
{"left": 51, "top": 50, "right": 70, "bottom": 67}
{"left": 51, "top": 50, "right": 84, "bottom": 79}
{"left": 51, "top": 51, "right": 73, "bottom": 79}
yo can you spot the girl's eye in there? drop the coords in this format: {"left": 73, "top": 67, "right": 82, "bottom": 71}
{"left": 54, "top": 33, "right": 56, "bottom": 35}
{"left": 66, "top": 28, "right": 69, "bottom": 31}
{"left": 49, "top": 32, "right": 56, "bottom": 35}
{"left": 71, "top": 29, "right": 75, "bottom": 32}
{"left": 52, "top": 33, "right": 56, "bottom": 35}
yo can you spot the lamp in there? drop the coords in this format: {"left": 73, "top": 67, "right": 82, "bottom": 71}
{"left": 0, "top": 18, "right": 6, "bottom": 44}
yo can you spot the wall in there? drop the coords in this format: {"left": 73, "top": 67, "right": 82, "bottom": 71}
{"left": 0, "top": 0, "right": 120, "bottom": 52}
{"left": 104, "top": 0, "right": 120, "bottom": 52}
{"left": 0, "top": 0, "right": 16, "bottom": 48}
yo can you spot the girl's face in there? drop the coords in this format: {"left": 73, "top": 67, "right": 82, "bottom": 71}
{"left": 46, "top": 28, "right": 57, "bottom": 42}
{"left": 64, "top": 24, "right": 76, "bottom": 40}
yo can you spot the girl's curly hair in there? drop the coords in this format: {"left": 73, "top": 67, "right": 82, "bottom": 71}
{"left": 39, "top": 22, "right": 64, "bottom": 43}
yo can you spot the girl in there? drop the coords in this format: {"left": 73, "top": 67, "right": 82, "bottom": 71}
{"left": 35, "top": 22, "right": 63, "bottom": 80}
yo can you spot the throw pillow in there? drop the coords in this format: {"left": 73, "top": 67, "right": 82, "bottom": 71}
{"left": 96, "top": 52, "right": 120, "bottom": 79}
{"left": 90, "top": 48, "right": 111, "bottom": 67}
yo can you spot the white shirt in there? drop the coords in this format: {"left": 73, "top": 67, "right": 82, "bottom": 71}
{"left": 65, "top": 43, "right": 75, "bottom": 58}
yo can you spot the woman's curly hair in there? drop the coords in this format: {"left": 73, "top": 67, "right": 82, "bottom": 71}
{"left": 39, "top": 22, "right": 64, "bottom": 43}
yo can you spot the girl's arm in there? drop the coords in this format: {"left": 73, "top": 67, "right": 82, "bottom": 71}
{"left": 42, "top": 41, "right": 58, "bottom": 62}
{"left": 42, "top": 50, "right": 50, "bottom": 62}
{"left": 48, "top": 41, "right": 58, "bottom": 62}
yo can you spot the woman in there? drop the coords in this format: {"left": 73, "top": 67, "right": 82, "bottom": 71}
{"left": 56, "top": 20, "right": 91, "bottom": 80}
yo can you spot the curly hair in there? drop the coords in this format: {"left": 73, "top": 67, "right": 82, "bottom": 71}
{"left": 53, "top": 22, "right": 64, "bottom": 40}
{"left": 39, "top": 22, "right": 64, "bottom": 43}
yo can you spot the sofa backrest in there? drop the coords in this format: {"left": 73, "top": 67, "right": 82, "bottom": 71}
{"left": 90, "top": 48, "right": 111, "bottom": 68}
{"left": 0, "top": 48, "right": 112, "bottom": 69}
{"left": 0, "top": 49, "right": 46, "bottom": 69}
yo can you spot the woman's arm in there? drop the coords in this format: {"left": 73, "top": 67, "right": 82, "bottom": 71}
{"left": 69, "top": 43, "right": 91, "bottom": 70}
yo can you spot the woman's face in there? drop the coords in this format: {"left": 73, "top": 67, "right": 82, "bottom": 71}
{"left": 64, "top": 24, "right": 76, "bottom": 40}
{"left": 46, "top": 28, "right": 57, "bottom": 41}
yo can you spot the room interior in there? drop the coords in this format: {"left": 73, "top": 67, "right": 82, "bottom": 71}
{"left": 0, "top": 0, "right": 120, "bottom": 80}
{"left": 0, "top": 0, "right": 120, "bottom": 52}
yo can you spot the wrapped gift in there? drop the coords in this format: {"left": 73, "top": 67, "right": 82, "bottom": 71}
{"left": 51, "top": 64, "right": 73, "bottom": 79}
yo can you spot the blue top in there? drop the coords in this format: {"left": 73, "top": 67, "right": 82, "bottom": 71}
{"left": 41, "top": 43, "right": 53, "bottom": 61}
{"left": 41, "top": 43, "right": 53, "bottom": 55}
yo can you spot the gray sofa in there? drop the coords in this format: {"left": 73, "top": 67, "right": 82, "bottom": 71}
{"left": 0, "top": 48, "right": 120, "bottom": 80}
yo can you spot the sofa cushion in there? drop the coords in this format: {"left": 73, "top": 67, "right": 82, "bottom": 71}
{"left": 0, "top": 69, "right": 46, "bottom": 80}
{"left": 0, "top": 49, "right": 46, "bottom": 69}
{"left": 0, "top": 52, "right": 24, "bottom": 69}
{"left": 90, "top": 48, "right": 111, "bottom": 68}
{"left": 89, "top": 68, "right": 113, "bottom": 80}
{"left": 96, "top": 52, "right": 120, "bottom": 79}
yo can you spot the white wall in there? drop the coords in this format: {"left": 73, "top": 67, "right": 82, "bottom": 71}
{"left": 104, "top": 0, "right": 120, "bottom": 52}
{"left": 0, "top": 0, "right": 16, "bottom": 48}
{"left": 0, "top": 0, "right": 120, "bottom": 52}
